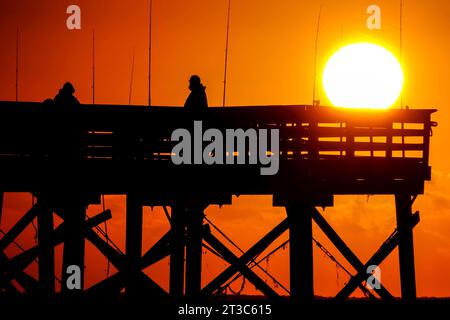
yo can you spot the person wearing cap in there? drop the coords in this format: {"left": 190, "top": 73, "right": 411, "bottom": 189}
{"left": 184, "top": 75, "right": 208, "bottom": 111}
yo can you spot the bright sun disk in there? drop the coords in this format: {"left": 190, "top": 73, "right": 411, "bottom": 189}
{"left": 322, "top": 43, "right": 404, "bottom": 109}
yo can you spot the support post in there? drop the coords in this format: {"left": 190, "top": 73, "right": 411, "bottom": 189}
{"left": 37, "top": 200, "right": 55, "bottom": 297}
{"left": 0, "top": 192, "right": 3, "bottom": 225}
{"left": 395, "top": 194, "right": 417, "bottom": 302}
{"left": 170, "top": 204, "right": 185, "bottom": 300}
{"left": 286, "top": 205, "right": 314, "bottom": 303}
{"left": 185, "top": 205, "right": 204, "bottom": 300}
{"left": 125, "top": 193, "right": 143, "bottom": 299}
{"left": 61, "top": 194, "right": 85, "bottom": 296}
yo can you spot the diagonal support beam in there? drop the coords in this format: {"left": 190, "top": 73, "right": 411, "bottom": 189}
{"left": 0, "top": 252, "right": 40, "bottom": 293}
{"left": 141, "top": 230, "right": 171, "bottom": 268}
{"left": 85, "top": 229, "right": 168, "bottom": 298}
{"left": 335, "top": 211, "right": 420, "bottom": 300}
{"left": 202, "top": 225, "right": 280, "bottom": 300}
{"left": 0, "top": 210, "right": 112, "bottom": 289}
{"left": 3, "top": 281, "right": 19, "bottom": 294}
{"left": 85, "top": 228, "right": 124, "bottom": 270}
{"left": 0, "top": 203, "right": 40, "bottom": 252}
{"left": 311, "top": 208, "right": 394, "bottom": 301}
{"left": 201, "top": 218, "right": 289, "bottom": 297}
{"left": 1, "top": 210, "right": 112, "bottom": 272}
{"left": 85, "top": 272, "right": 124, "bottom": 299}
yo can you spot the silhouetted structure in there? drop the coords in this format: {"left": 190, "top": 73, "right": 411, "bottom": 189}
{"left": 0, "top": 102, "right": 437, "bottom": 305}
{"left": 184, "top": 75, "right": 208, "bottom": 111}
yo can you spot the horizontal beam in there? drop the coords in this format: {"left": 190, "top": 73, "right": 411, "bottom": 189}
{"left": 0, "top": 160, "right": 428, "bottom": 195}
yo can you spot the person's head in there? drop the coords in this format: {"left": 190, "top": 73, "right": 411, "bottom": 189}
{"left": 62, "top": 82, "right": 75, "bottom": 95}
{"left": 189, "top": 75, "right": 204, "bottom": 91}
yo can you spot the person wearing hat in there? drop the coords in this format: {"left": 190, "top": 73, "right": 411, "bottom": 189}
{"left": 184, "top": 75, "right": 208, "bottom": 111}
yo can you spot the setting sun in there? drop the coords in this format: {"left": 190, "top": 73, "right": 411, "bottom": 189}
{"left": 323, "top": 43, "right": 404, "bottom": 109}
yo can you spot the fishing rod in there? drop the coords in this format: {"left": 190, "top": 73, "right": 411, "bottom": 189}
{"left": 222, "top": 0, "right": 231, "bottom": 107}
{"left": 149, "top": 0, "right": 153, "bottom": 107}
{"left": 129, "top": 48, "right": 135, "bottom": 105}
{"left": 92, "top": 29, "right": 95, "bottom": 104}
{"left": 312, "top": 5, "right": 322, "bottom": 106}
{"left": 16, "top": 27, "right": 19, "bottom": 102}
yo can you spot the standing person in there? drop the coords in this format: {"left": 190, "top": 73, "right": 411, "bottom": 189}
{"left": 184, "top": 75, "right": 208, "bottom": 111}
{"left": 53, "top": 82, "right": 81, "bottom": 160}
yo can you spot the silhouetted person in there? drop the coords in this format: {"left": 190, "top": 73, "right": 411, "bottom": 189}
{"left": 52, "top": 82, "right": 81, "bottom": 161}
{"left": 54, "top": 82, "right": 80, "bottom": 107}
{"left": 184, "top": 75, "right": 208, "bottom": 111}
{"left": 42, "top": 98, "right": 55, "bottom": 105}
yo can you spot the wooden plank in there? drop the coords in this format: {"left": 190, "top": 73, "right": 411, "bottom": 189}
{"left": 316, "top": 127, "right": 426, "bottom": 137}
{"left": 316, "top": 141, "right": 424, "bottom": 152}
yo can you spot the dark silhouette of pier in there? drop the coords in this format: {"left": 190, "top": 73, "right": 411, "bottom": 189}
{"left": 0, "top": 101, "right": 436, "bottom": 304}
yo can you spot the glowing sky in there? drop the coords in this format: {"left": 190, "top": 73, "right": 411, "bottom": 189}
{"left": 0, "top": 0, "right": 450, "bottom": 297}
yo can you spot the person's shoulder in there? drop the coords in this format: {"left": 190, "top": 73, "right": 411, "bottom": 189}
{"left": 71, "top": 96, "right": 81, "bottom": 104}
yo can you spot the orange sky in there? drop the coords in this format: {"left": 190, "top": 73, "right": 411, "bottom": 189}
{"left": 0, "top": 0, "right": 450, "bottom": 297}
